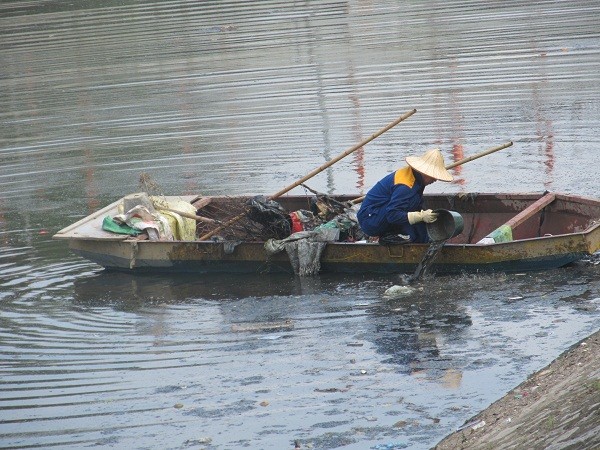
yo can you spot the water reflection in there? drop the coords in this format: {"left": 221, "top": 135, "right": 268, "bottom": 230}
{"left": 367, "top": 290, "right": 471, "bottom": 386}
{"left": 71, "top": 272, "right": 327, "bottom": 306}
{"left": 71, "top": 271, "right": 475, "bottom": 386}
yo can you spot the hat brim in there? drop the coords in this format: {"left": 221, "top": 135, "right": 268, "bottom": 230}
{"left": 406, "top": 156, "right": 454, "bottom": 182}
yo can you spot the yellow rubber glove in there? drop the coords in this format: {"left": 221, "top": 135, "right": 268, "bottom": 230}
{"left": 407, "top": 209, "right": 438, "bottom": 225}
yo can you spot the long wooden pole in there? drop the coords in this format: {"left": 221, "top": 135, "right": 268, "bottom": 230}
{"left": 446, "top": 141, "right": 513, "bottom": 169}
{"left": 349, "top": 141, "right": 513, "bottom": 205}
{"left": 198, "top": 109, "right": 417, "bottom": 241}
{"left": 269, "top": 109, "right": 417, "bottom": 198}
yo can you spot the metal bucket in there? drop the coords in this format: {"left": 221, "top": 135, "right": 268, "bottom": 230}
{"left": 426, "top": 209, "right": 464, "bottom": 241}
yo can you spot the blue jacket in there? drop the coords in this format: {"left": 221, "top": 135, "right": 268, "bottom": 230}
{"left": 357, "top": 166, "right": 428, "bottom": 242}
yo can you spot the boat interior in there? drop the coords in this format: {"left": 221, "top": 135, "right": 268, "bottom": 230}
{"left": 192, "top": 192, "right": 600, "bottom": 244}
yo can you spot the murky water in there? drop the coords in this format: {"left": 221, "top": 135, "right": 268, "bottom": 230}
{"left": 1, "top": 1, "right": 599, "bottom": 449}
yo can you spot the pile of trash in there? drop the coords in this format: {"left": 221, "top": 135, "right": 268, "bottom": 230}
{"left": 102, "top": 193, "right": 197, "bottom": 241}
{"left": 101, "top": 191, "right": 366, "bottom": 276}
{"left": 246, "top": 194, "right": 365, "bottom": 276}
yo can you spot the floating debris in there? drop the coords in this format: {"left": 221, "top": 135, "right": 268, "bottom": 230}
{"left": 383, "top": 235, "right": 450, "bottom": 298}
{"left": 183, "top": 437, "right": 212, "bottom": 445}
{"left": 371, "top": 442, "right": 408, "bottom": 449}
{"left": 231, "top": 319, "right": 293, "bottom": 332}
{"left": 258, "top": 334, "right": 285, "bottom": 340}
{"left": 314, "top": 387, "right": 349, "bottom": 393}
{"left": 383, "top": 285, "right": 417, "bottom": 298}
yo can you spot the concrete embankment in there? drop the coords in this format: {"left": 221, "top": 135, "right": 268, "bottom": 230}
{"left": 434, "top": 329, "right": 600, "bottom": 450}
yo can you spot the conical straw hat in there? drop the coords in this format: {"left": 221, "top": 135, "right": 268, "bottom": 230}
{"left": 405, "top": 148, "right": 454, "bottom": 182}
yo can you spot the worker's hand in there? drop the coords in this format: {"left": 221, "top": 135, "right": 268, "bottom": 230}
{"left": 421, "top": 209, "right": 438, "bottom": 223}
{"left": 407, "top": 209, "right": 438, "bottom": 225}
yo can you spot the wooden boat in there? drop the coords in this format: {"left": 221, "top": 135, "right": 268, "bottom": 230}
{"left": 53, "top": 192, "right": 600, "bottom": 275}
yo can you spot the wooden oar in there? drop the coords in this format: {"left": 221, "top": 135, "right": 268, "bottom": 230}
{"left": 477, "top": 192, "right": 556, "bottom": 244}
{"left": 349, "top": 141, "right": 514, "bottom": 205}
{"left": 198, "top": 109, "right": 418, "bottom": 241}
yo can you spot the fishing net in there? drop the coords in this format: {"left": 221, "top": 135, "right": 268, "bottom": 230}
{"left": 138, "top": 172, "right": 164, "bottom": 198}
{"left": 195, "top": 196, "right": 272, "bottom": 241}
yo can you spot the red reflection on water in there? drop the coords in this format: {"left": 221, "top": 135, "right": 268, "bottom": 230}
{"left": 353, "top": 143, "right": 365, "bottom": 193}
{"left": 429, "top": 57, "right": 466, "bottom": 188}
{"left": 75, "top": 91, "right": 100, "bottom": 213}
{"left": 447, "top": 58, "right": 466, "bottom": 188}
{"left": 537, "top": 115, "right": 555, "bottom": 187}
{"left": 83, "top": 148, "right": 100, "bottom": 213}
{"left": 450, "top": 143, "right": 466, "bottom": 187}
{"left": 533, "top": 90, "right": 555, "bottom": 189}
{"left": 178, "top": 77, "right": 200, "bottom": 196}
{"left": 348, "top": 94, "right": 365, "bottom": 192}
{"left": 0, "top": 199, "right": 8, "bottom": 246}
{"left": 541, "top": 125, "right": 555, "bottom": 189}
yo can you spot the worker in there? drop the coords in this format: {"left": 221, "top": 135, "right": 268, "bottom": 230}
{"left": 357, "top": 148, "right": 454, "bottom": 244}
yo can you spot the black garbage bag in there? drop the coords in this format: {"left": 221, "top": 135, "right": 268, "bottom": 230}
{"left": 246, "top": 195, "right": 292, "bottom": 239}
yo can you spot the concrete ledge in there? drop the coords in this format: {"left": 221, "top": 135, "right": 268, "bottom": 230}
{"left": 434, "top": 329, "right": 600, "bottom": 450}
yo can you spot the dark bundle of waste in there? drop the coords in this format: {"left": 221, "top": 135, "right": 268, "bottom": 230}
{"left": 309, "top": 194, "right": 348, "bottom": 222}
{"left": 315, "top": 211, "right": 366, "bottom": 242}
{"left": 336, "top": 214, "right": 367, "bottom": 242}
{"left": 262, "top": 200, "right": 367, "bottom": 276}
{"left": 246, "top": 195, "right": 291, "bottom": 239}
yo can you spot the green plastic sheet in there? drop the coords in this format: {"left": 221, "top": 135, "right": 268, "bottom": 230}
{"left": 102, "top": 216, "right": 142, "bottom": 236}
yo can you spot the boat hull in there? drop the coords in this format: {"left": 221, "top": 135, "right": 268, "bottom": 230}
{"left": 56, "top": 192, "right": 600, "bottom": 275}
{"left": 67, "top": 233, "right": 592, "bottom": 275}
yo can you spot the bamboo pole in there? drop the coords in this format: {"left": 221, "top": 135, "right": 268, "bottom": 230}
{"left": 269, "top": 109, "right": 417, "bottom": 198}
{"left": 198, "top": 109, "right": 417, "bottom": 241}
{"left": 446, "top": 141, "right": 513, "bottom": 169}
{"left": 349, "top": 141, "right": 513, "bottom": 205}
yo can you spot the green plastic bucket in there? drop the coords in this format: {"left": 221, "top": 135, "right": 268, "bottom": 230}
{"left": 426, "top": 209, "right": 464, "bottom": 241}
